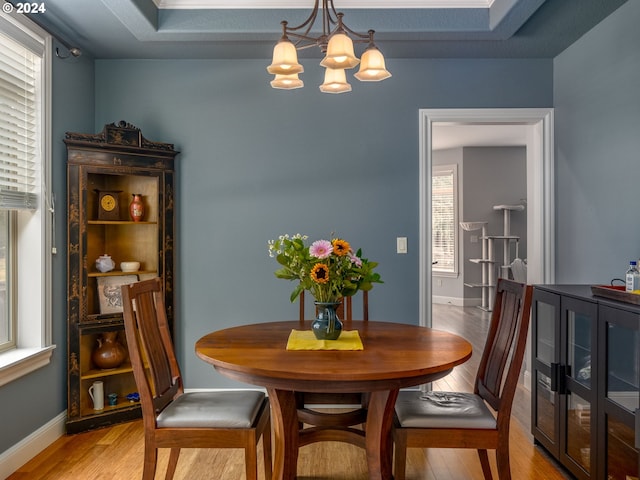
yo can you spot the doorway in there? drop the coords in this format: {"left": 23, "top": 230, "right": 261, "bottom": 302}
{"left": 418, "top": 108, "right": 555, "bottom": 329}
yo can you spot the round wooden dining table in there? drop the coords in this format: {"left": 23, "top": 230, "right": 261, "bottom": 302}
{"left": 195, "top": 320, "right": 472, "bottom": 480}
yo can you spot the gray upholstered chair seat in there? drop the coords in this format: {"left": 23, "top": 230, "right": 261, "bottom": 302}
{"left": 395, "top": 390, "right": 496, "bottom": 429}
{"left": 157, "top": 391, "right": 265, "bottom": 429}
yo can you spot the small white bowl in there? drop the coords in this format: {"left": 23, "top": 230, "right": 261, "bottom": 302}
{"left": 120, "top": 261, "right": 140, "bottom": 272}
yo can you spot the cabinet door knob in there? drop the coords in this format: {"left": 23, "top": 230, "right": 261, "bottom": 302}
{"left": 557, "top": 364, "right": 568, "bottom": 395}
{"left": 550, "top": 363, "right": 568, "bottom": 394}
{"left": 550, "top": 362, "right": 559, "bottom": 392}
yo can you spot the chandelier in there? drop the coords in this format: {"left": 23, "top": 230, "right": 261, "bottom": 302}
{"left": 267, "top": 0, "right": 391, "bottom": 94}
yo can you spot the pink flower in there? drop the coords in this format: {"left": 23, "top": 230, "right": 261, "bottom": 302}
{"left": 349, "top": 252, "right": 363, "bottom": 267}
{"left": 309, "top": 239, "right": 333, "bottom": 259}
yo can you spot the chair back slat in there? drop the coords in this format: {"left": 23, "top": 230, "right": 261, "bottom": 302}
{"left": 122, "top": 278, "right": 183, "bottom": 419}
{"left": 298, "top": 290, "right": 369, "bottom": 324}
{"left": 475, "top": 279, "right": 533, "bottom": 415}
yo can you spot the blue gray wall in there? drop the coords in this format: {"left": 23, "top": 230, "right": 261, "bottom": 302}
{"left": 554, "top": 0, "right": 640, "bottom": 283}
{"left": 93, "top": 58, "right": 551, "bottom": 388}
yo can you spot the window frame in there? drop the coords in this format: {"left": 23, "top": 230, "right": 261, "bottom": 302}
{"left": 432, "top": 164, "right": 459, "bottom": 277}
{"left": 0, "top": 211, "right": 16, "bottom": 352}
{"left": 0, "top": 7, "right": 55, "bottom": 386}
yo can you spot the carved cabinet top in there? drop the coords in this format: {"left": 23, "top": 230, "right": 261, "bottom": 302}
{"left": 65, "top": 120, "right": 177, "bottom": 153}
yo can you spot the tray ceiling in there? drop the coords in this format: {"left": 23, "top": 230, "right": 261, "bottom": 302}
{"left": 24, "top": 0, "right": 628, "bottom": 59}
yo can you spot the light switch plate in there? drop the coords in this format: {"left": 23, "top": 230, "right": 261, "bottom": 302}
{"left": 397, "top": 237, "right": 407, "bottom": 254}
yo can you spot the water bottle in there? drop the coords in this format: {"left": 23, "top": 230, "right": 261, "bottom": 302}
{"left": 625, "top": 261, "right": 640, "bottom": 292}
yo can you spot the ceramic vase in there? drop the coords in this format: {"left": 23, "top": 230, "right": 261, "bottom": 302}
{"left": 92, "top": 331, "right": 127, "bottom": 369}
{"left": 95, "top": 254, "right": 115, "bottom": 273}
{"left": 312, "top": 301, "right": 343, "bottom": 340}
{"left": 129, "top": 193, "right": 144, "bottom": 222}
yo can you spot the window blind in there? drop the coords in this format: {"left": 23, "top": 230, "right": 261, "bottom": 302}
{"left": 432, "top": 167, "right": 456, "bottom": 272}
{"left": 0, "top": 30, "right": 39, "bottom": 210}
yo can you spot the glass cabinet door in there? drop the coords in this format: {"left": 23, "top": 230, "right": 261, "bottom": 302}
{"left": 599, "top": 305, "right": 640, "bottom": 480}
{"left": 532, "top": 289, "right": 561, "bottom": 456}
{"left": 560, "top": 296, "right": 597, "bottom": 480}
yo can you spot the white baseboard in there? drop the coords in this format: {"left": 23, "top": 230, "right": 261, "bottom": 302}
{"left": 0, "top": 411, "right": 66, "bottom": 480}
{"left": 432, "top": 295, "right": 481, "bottom": 307}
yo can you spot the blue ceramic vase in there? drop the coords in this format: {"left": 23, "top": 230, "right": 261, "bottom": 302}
{"left": 312, "top": 301, "right": 343, "bottom": 340}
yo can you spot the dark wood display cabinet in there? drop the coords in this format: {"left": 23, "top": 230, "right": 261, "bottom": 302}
{"left": 65, "top": 121, "right": 178, "bottom": 434}
{"left": 532, "top": 285, "right": 640, "bottom": 480}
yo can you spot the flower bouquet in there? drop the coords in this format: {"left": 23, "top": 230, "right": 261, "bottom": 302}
{"left": 267, "top": 233, "right": 382, "bottom": 303}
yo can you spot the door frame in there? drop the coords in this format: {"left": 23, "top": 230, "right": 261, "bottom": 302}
{"left": 419, "top": 108, "right": 555, "bottom": 328}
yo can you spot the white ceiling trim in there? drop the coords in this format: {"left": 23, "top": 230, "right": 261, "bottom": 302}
{"left": 432, "top": 124, "right": 530, "bottom": 151}
{"left": 154, "top": 0, "right": 495, "bottom": 9}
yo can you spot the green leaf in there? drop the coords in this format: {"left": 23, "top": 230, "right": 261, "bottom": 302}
{"left": 290, "top": 283, "right": 304, "bottom": 303}
{"left": 274, "top": 268, "right": 297, "bottom": 280}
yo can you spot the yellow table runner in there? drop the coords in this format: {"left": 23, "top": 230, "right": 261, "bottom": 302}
{"left": 286, "top": 330, "right": 364, "bottom": 351}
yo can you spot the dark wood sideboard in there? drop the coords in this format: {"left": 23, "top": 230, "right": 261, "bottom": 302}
{"left": 531, "top": 284, "right": 639, "bottom": 480}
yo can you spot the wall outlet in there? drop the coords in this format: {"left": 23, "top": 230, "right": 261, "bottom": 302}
{"left": 470, "top": 235, "right": 478, "bottom": 243}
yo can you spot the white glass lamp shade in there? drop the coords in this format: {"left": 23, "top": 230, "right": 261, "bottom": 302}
{"left": 354, "top": 46, "right": 391, "bottom": 81}
{"left": 267, "top": 38, "right": 303, "bottom": 75}
{"left": 320, "top": 33, "right": 360, "bottom": 70}
{"left": 319, "top": 68, "right": 352, "bottom": 94}
{"left": 270, "top": 73, "right": 304, "bottom": 90}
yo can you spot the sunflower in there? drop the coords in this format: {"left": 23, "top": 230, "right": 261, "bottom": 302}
{"left": 331, "top": 239, "right": 350, "bottom": 256}
{"left": 310, "top": 263, "right": 329, "bottom": 284}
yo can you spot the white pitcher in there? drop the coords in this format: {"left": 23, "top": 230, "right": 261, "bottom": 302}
{"left": 88, "top": 380, "right": 104, "bottom": 410}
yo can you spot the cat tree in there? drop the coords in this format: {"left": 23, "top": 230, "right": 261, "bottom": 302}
{"left": 460, "top": 204, "right": 524, "bottom": 311}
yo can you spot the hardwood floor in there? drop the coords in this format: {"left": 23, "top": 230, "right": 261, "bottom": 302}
{"left": 8, "top": 304, "right": 571, "bottom": 479}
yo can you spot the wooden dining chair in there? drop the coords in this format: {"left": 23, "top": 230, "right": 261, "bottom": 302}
{"left": 121, "top": 278, "right": 272, "bottom": 480}
{"left": 392, "top": 278, "right": 533, "bottom": 480}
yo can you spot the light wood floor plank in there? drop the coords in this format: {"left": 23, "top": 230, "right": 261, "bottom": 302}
{"left": 7, "top": 304, "right": 571, "bottom": 479}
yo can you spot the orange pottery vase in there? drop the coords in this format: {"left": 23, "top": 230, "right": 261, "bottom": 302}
{"left": 92, "top": 331, "right": 127, "bottom": 369}
{"left": 129, "top": 193, "right": 144, "bottom": 222}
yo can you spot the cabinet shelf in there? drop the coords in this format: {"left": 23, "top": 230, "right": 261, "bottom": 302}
{"left": 80, "top": 315, "right": 123, "bottom": 329}
{"left": 609, "top": 371, "right": 639, "bottom": 393}
{"left": 82, "top": 363, "right": 134, "bottom": 380}
{"left": 80, "top": 400, "right": 140, "bottom": 418}
{"left": 88, "top": 270, "right": 157, "bottom": 277}
{"left": 88, "top": 220, "right": 157, "bottom": 225}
